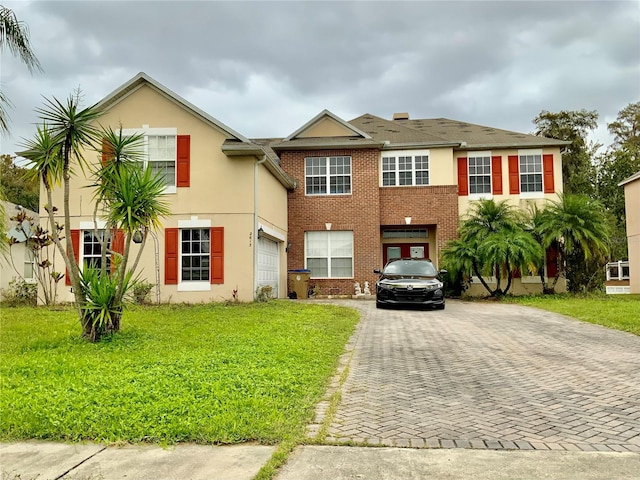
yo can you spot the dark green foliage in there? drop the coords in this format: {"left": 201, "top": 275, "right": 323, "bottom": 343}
{"left": 0, "top": 154, "right": 39, "bottom": 211}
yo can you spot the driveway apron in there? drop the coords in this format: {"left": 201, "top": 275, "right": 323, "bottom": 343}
{"left": 320, "top": 300, "right": 640, "bottom": 452}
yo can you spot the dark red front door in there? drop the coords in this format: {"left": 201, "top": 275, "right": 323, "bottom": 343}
{"left": 383, "top": 243, "right": 429, "bottom": 265}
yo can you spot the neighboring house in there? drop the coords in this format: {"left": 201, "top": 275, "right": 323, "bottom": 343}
{"left": 618, "top": 171, "right": 640, "bottom": 294}
{"left": 0, "top": 201, "right": 38, "bottom": 293}
{"left": 271, "top": 110, "right": 568, "bottom": 297}
{"left": 44, "top": 73, "right": 294, "bottom": 303}
{"left": 37, "top": 73, "right": 569, "bottom": 302}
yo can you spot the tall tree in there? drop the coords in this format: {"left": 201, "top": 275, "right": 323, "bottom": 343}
{"left": 0, "top": 5, "right": 42, "bottom": 133}
{"left": 594, "top": 102, "right": 640, "bottom": 261}
{"left": 533, "top": 109, "right": 599, "bottom": 195}
{"left": 0, "top": 154, "right": 39, "bottom": 210}
{"left": 19, "top": 93, "right": 169, "bottom": 341}
{"left": 537, "top": 193, "right": 610, "bottom": 293}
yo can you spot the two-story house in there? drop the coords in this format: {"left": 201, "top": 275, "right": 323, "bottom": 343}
{"left": 45, "top": 73, "right": 294, "bottom": 304}
{"left": 272, "top": 110, "right": 568, "bottom": 297}
{"left": 38, "top": 73, "right": 568, "bottom": 303}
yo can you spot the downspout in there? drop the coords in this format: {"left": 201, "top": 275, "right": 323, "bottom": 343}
{"left": 253, "top": 154, "right": 268, "bottom": 300}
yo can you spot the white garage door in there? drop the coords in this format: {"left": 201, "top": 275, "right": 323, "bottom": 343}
{"left": 258, "top": 237, "right": 279, "bottom": 298}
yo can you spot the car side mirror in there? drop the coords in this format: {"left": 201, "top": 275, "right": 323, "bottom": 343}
{"left": 439, "top": 269, "right": 448, "bottom": 276}
{"left": 374, "top": 269, "right": 381, "bottom": 274}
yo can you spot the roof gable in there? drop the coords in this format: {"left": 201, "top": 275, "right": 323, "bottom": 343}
{"left": 94, "top": 72, "right": 251, "bottom": 144}
{"left": 284, "top": 110, "right": 372, "bottom": 141}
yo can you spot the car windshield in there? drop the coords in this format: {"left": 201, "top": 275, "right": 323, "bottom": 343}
{"left": 383, "top": 260, "right": 437, "bottom": 276}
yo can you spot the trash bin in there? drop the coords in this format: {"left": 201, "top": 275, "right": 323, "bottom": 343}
{"left": 288, "top": 269, "right": 311, "bottom": 299}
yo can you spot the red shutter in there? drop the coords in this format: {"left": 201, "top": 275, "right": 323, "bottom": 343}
{"left": 210, "top": 227, "right": 224, "bottom": 284}
{"left": 176, "top": 135, "right": 190, "bottom": 187}
{"left": 546, "top": 245, "right": 558, "bottom": 278}
{"left": 508, "top": 155, "right": 520, "bottom": 194}
{"left": 101, "top": 138, "right": 114, "bottom": 165}
{"left": 543, "top": 154, "right": 555, "bottom": 193}
{"left": 111, "top": 229, "right": 125, "bottom": 273}
{"left": 491, "top": 156, "right": 503, "bottom": 195}
{"left": 165, "top": 228, "right": 179, "bottom": 284}
{"left": 457, "top": 157, "right": 468, "bottom": 196}
{"left": 65, "top": 230, "right": 80, "bottom": 286}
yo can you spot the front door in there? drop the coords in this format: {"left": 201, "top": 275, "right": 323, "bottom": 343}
{"left": 383, "top": 243, "right": 429, "bottom": 265}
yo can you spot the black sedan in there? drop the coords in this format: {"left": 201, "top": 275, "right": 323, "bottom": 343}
{"left": 374, "top": 258, "right": 446, "bottom": 309}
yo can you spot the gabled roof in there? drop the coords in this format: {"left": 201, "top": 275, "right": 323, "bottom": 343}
{"left": 394, "top": 117, "right": 570, "bottom": 149}
{"left": 619, "top": 170, "right": 640, "bottom": 187}
{"left": 94, "top": 72, "right": 251, "bottom": 144}
{"left": 349, "top": 114, "right": 458, "bottom": 148}
{"left": 283, "top": 109, "right": 372, "bottom": 141}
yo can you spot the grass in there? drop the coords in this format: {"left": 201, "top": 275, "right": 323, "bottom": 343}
{"left": 503, "top": 293, "right": 640, "bottom": 335}
{"left": 0, "top": 301, "right": 359, "bottom": 445}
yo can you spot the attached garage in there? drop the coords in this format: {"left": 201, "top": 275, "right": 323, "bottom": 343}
{"left": 257, "top": 236, "right": 280, "bottom": 298}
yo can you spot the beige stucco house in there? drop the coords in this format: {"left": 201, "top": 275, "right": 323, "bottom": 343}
{"left": 44, "top": 73, "right": 294, "bottom": 303}
{"left": 35, "top": 72, "right": 571, "bottom": 303}
{"left": 619, "top": 171, "right": 640, "bottom": 294}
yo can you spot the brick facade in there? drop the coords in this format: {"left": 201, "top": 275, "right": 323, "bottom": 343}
{"left": 280, "top": 149, "right": 459, "bottom": 297}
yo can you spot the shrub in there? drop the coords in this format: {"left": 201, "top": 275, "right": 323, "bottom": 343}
{"left": 255, "top": 285, "right": 273, "bottom": 302}
{"left": 132, "top": 281, "right": 154, "bottom": 304}
{"left": 1, "top": 278, "right": 37, "bottom": 306}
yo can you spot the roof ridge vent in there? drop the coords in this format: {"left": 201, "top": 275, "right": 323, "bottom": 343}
{"left": 392, "top": 112, "right": 410, "bottom": 120}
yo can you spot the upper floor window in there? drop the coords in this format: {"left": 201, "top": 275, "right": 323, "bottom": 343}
{"left": 468, "top": 154, "right": 491, "bottom": 195}
{"left": 381, "top": 150, "right": 429, "bottom": 186}
{"left": 148, "top": 135, "right": 176, "bottom": 188}
{"left": 305, "top": 156, "right": 351, "bottom": 195}
{"left": 122, "top": 127, "right": 183, "bottom": 193}
{"left": 519, "top": 153, "right": 543, "bottom": 193}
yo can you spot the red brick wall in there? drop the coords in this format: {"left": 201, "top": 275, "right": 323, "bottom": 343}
{"left": 281, "top": 149, "right": 459, "bottom": 296}
{"left": 379, "top": 185, "right": 459, "bottom": 260}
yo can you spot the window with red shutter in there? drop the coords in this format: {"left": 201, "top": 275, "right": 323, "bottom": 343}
{"left": 176, "top": 135, "right": 190, "bottom": 187}
{"left": 543, "top": 154, "right": 555, "bottom": 193}
{"left": 210, "top": 227, "right": 224, "bottom": 284}
{"left": 508, "top": 155, "right": 520, "bottom": 194}
{"left": 457, "top": 157, "right": 468, "bottom": 196}
{"left": 491, "top": 156, "right": 503, "bottom": 195}
{"left": 164, "top": 228, "right": 179, "bottom": 284}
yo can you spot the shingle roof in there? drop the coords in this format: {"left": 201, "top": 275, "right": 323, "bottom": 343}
{"left": 349, "top": 114, "right": 457, "bottom": 147}
{"left": 393, "top": 117, "right": 570, "bottom": 149}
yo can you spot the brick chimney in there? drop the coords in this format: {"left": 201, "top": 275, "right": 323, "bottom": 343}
{"left": 392, "top": 112, "right": 410, "bottom": 120}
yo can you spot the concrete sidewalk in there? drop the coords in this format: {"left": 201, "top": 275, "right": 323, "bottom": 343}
{"left": 0, "top": 441, "right": 275, "bottom": 480}
{"left": 2, "top": 442, "right": 639, "bottom": 480}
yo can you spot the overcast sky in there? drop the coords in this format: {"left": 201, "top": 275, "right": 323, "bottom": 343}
{"left": 1, "top": 0, "right": 639, "bottom": 157}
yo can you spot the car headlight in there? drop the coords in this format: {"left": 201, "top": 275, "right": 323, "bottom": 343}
{"left": 377, "top": 282, "right": 393, "bottom": 290}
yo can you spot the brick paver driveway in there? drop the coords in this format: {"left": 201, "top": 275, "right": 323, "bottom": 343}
{"left": 320, "top": 300, "right": 640, "bottom": 452}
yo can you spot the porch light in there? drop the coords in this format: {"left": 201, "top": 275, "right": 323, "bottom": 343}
{"left": 325, "top": 223, "right": 332, "bottom": 230}
{"left": 404, "top": 217, "right": 412, "bottom": 225}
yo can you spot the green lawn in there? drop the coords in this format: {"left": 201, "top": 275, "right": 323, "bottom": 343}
{"left": 503, "top": 293, "right": 640, "bottom": 335}
{"left": 0, "top": 302, "right": 359, "bottom": 445}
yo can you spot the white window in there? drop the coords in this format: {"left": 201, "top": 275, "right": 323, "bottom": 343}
{"left": 148, "top": 135, "right": 176, "bottom": 187}
{"left": 468, "top": 153, "right": 491, "bottom": 195}
{"left": 82, "top": 229, "right": 111, "bottom": 271}
{"left": 23, "top": 249, "right": 35, "bottom": 280}
{"left": 305, "top": 231, "right": 354, "bottom": 278}
{"left": 123, "top": 127, "right": 177, "bottom": 192}
{"left": 381, "top": 150, "right": 429, "bottom": 186}
{"left": 519, "top": 151, "right": 543, "bottom": 193}
{"left": 305, "top": 156, "right": 351, "bottom": 195}
{"left": 181, "top": 228, "right": 210, "bottom": 282}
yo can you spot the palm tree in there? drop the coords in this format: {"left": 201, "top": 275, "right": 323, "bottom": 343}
{"left": 479, "top": 229, "right": 543, "bottom": 295}
{"left": 0, "top": 5, "right": 42, "bottom": 133}
{"left": 538, "top": 193, "right": 610, "bottom": 292}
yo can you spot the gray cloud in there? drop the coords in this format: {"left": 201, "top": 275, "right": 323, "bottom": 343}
{"left": 2, "top": 0, "right": 638, "bottom": 156}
